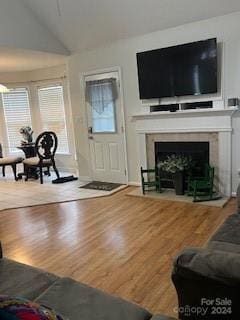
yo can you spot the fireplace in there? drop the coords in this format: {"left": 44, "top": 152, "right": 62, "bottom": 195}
{"left": 155, "top": 141, "right": 210, "bottom": 188}
{"left": 134, "top": 109, "right": 235, "bottom": 196}
{"left": 145, "top": 132, "right": 219, "bottom": 191}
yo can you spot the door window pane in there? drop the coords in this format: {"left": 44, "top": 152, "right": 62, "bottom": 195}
{"left": 86, "top": 78, "right": 117, "bottom": 133}
{"left": 92, "top": 101, "right": 116, "bottom": 133}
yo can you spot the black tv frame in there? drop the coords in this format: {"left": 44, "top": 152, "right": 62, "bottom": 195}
{"left": 136, "top": 38, "right": 218, "bottom": 100}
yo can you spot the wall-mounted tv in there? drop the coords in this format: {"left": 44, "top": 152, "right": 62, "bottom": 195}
{"left": 136, "top": 38, "right": 217, "bottom": 99}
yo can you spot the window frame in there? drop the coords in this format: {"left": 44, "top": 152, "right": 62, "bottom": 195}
{"left": 85, "top": 73, "right": 119, "bottom": 135}
{"left": 0, "top": 84, "right": 33, "bottom": 155}
{"left": 0, "top": 79, "right": 73, "bottom": 157}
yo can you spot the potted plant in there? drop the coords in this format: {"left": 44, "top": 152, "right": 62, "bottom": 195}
{"left": 19, "top": 126, "right": 34, "bottom": 145}
{"left": 158, "top": 154, "right": 192, "bottom": 195}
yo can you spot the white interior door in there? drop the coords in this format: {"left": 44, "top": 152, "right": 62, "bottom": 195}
{"left": 85, "top": 71, "right": 127, "bottom": 184}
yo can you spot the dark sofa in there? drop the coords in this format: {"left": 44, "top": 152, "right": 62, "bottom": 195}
{"left": 0, "top": 242, "right": 175, "bottom": 320}
{"left": 172, "top": 212, "right": 240, "bottom": 320}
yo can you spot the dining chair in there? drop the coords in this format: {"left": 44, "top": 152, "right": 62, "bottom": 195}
{"left": 23, "top": 131, "right": 60, "bottom": 184}
{"left": 0, "top": 143, "right": 23, "bottom": 181}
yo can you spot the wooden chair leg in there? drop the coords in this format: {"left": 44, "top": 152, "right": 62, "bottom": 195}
{"left": 47, "top": 166, "right": 51, "bottom": 176}
{"left": 25, "top": 166, "right": 29, "bottom": 181}
{"left": 193, "top": 181, "right": 197, "bottom": 202}
{"left": 39, "top": 166, "right": 43, "bottom": 184}
{"left": 52, "top": 160, "right": 60, "bottom": 179}
{"left": 142, "top": 183, "right": 145, "bottom": 194}
{"left": 11, "top": 163, "right": 18, "bottom": 181}
{"left": 2, "top": 165, "right": 5, "bottom": 177}
{"left": 209, "top": 184, "right": 213, "bottom": 199}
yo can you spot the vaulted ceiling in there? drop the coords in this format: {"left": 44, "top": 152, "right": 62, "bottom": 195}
{"left": 0, "top": 0, "right": 68, "bottom": 55}
{"left": 22, "top": 0, "right": 240, "bottom": 53}
{"left": 1, "top": 0, "right": 240, "bottom": 72}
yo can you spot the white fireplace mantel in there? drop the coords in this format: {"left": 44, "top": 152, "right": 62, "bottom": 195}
{"left": 133, "top": 107, "right": 239, "bottom": 196}
{"left": 132, "top": 108, "right": 238, "bottom": 134}
{"left": 132, "top": 108, "right": 237, "bottom": 120}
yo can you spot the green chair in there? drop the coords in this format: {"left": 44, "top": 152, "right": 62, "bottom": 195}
{"left": 187, "top": 164, "right": 215, "bottom": 202}
{"left": 141, "top": 166, "right": 162, "bottom": 194}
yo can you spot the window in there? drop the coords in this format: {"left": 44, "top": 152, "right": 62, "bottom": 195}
{"left": 85, "top": 78, "right": 117, "bottom": 133}
{"left": 2, "top": 88, "right": 32, "bottom": 153}
{"left": 38, "top": 85, "right": 69, "bottom": 154}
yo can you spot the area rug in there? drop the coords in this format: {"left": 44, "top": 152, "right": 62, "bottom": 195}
{"left": 127, "top": 187, "right": 229, "bottom": 208}
{"left": 0, "top": 171, "right": 127, "bottom": 212}
{"left": 80, "top": 181, "right": 122, "bottom": 191}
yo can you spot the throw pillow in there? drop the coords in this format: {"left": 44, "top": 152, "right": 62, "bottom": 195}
{"left": 0, "top": 295, "right": 65, "bottom": 319}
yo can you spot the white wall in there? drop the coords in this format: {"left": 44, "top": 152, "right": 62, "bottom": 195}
{"left": 68, "top": 12, "right": 240, "bottom": 192}
{"left": 0, "top": 65, "right": 66, "bottom": 83}
{"left": 0, "top": 0, "right": 68, "bottom": 55}
{"left": 0, "top": 65, "right": 77, "bottom": 173}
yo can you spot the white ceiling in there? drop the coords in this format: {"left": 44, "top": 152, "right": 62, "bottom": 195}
{"left": 0, "top": 48, "right": 66, "bottom": 72}
{"left": 22, "top": 0, "right": 240, "bottom": 53}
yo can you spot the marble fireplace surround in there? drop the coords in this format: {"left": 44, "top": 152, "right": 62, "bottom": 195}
{"left": 147, "top": 133, "right": 219, "bottom": 187}
{"left": 133, "top": 109, "right": 237, "bottom": 196}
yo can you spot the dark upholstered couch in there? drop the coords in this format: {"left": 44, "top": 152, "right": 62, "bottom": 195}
{"left": 0, "top": 242, "right": 175, "bottom": 320}
{"left": 172, "top": 210, "right": 240, "bottom": 320}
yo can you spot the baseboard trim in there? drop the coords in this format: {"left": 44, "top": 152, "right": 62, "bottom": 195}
{"left": 128, "top": 181, "right": 141, "bottom": 186}
{"left": 78, "top": 176, "right": 92, "bottom": 182}
{"left": 57, "top": 167, "right": 78, "bottom": 174}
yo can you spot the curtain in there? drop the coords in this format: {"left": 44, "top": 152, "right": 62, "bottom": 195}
{"left": 85, "top": 78, "right": 118, "bottom": 115}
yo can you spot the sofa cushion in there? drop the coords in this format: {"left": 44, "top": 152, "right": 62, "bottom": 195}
{"left": 207, "top": 240, "right": 240, "bottom": 253}
{"left": 210, "top": 214, "right": 240, "bottom": 245}
{"left": 35, "top": 277, "right": 152, "bottom": 320}
{"left": 0, "top": 295, "right": 66, "bottom": 319}
{"left": 0, "top": 258, "right": 58, "bottom": 300}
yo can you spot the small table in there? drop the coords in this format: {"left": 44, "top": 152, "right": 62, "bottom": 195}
{"left": 17, "top": 144, "right": 38, "bottom": 179}
{"left": 17, "top": 144, "right": 36, "bottom": 158}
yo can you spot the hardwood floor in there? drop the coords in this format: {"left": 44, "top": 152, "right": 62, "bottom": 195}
{"left": 0, "top": 187, "right": 236, "bottom": 317}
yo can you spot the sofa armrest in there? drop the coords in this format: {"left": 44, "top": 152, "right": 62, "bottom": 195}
{"left": 173, "top": 247, "right": 240, "bottom": 284}
{"left": 150, "top": 315, "right": 177, "bottom": 320}
{"left": 172, "top": 248, "right": 240, "bottom": 319}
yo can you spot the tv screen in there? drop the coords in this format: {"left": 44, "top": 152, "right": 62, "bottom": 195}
{"left": 136, "top": 38, "right": 217, "bottom": 99}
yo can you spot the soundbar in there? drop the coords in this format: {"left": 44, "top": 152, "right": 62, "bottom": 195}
{"left": 150, "top": 101, "right": 213, "bottom": 112}
{"left": 182, "top": 101, "right": 213, "bottom": 110}
{"left": 150, "top": 104, "right": 179, "bottom": 112}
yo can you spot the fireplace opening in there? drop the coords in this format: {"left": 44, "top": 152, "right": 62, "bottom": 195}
{"left": 155, "top": 141, "right": 209, "bottom": 189}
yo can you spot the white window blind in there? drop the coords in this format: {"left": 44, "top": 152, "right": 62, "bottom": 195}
{"left": 38, "top": 85, "right": 69, "bottom": 154}
{"left": 2, "top": 88, "right": 32, "bottom": 153}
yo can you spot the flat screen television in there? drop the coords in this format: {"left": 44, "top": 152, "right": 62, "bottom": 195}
{"left": 136, "top": 38, "right": 217, "bottom": 99}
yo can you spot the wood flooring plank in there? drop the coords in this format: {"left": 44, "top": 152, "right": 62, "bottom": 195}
{"left": 0, "top": 187, "right": 236, "bottom": 317}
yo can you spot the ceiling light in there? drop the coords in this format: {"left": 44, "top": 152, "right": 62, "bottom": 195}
{"left": 0, "top": 84, "right": 9, "bottom": 93}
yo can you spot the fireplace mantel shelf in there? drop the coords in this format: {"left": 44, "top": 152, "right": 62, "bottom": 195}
{"left": 132, "top": 107, "right": 238, "bottom": 120}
